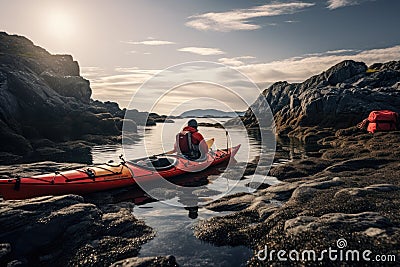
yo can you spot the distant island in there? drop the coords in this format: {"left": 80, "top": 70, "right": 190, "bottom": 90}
{"left": 180, "top": 109, "right": 245, "bottom": 118}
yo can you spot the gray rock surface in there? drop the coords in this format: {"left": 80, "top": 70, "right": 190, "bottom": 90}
{"left": 110, "top": 255, "right": 178, "bottom": 267}
{"left": 227, "top": 60, "right": 400, "bottom": 137}
{"left": 194, "top": 131, "right": 400, "bottom": 264}
{"left": 0, "top": 195, "right": 154, "bottom": 266}
{"left": 284, "top": 212, "right": 391, "bottom": 235}
{"left": 0, "top": 32, "right": 129, "bottom": 162}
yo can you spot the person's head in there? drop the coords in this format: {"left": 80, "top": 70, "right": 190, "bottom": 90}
{"left": 188, "top": 119, "right": 198, "bottom": 129}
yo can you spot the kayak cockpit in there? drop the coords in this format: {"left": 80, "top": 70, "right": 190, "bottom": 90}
{"left": 129, "top": 156, "right": 178, "bottom": 171}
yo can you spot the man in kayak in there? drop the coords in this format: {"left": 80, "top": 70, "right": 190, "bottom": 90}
{"left": 174, "top": 119, "right": 208, "bottom": 160}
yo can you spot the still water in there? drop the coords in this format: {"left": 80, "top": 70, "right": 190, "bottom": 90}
{"left": 88, "top": 118, "right": 301, "bottom": 267}
{"left": 92, "top": 118, "right": 264, "bottom": 164}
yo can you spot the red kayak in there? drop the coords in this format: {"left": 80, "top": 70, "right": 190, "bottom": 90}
{"left": 0, "top": 144, "right": 240, "bottom": 200}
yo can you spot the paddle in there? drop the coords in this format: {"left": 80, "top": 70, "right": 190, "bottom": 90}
{"left": 164, "top": 138, "right": 215, "bottom": 155}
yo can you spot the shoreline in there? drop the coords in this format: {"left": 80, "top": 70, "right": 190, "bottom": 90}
{"left": 1, "top": 127, "right": 399, "bottom": 265}
{"left": 194, "top": 127, "right": 400, "bottom": 265}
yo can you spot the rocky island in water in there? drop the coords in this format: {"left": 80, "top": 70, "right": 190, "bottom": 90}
{"left": 1, "top": 32, "right": 400, "bottom": 266}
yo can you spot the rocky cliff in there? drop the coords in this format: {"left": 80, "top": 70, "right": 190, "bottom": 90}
{"left": 0, "top": 32, "right": 137, "bottom": 163}
{"left": 228, "top": 60, "right": 400, "bottom": 137}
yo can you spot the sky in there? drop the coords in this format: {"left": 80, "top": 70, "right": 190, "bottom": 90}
{"left": 0, "top": 0, "right": 399, "bottom": 114}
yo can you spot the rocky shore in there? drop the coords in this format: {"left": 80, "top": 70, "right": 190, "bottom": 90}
{"left": 226, "top": 60, "right": 400, "bottom": 136}
{"left": 0, "top": 32, "right": 171, "bottom": 165}
{"left": 196, "top": 60, "right": 400, "bottom": 265}
{"left": 0, "top": 159, "right": 182, "bottom": 266}
{"left": 0, "top": 32, "right": 180, "bottom": 266}
{"left": 194, "top": 129, "right": 400, "bottom": 265}
{"left": 0, "top": 195, "right": 151, "bottom": 266}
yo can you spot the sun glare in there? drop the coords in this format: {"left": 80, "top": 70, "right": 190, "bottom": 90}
{"left": 46, "top": 11, "right": 74, "bottom": 39}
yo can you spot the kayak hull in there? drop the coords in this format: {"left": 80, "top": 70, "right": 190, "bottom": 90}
{"left": 0, "top": 145, "right": 240, "bottom": 200}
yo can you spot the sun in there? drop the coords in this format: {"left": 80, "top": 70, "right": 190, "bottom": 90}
{"left": 46, "top": 11, "right": 75, "bottom": 39}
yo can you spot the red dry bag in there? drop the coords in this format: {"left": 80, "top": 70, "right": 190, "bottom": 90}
{"left": 367, "top": 110, "right": 398, "bottom": 133}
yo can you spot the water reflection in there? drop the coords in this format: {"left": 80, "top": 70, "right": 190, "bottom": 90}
{"left": 88, "top": 162, "right": 229, "bottom": 219}
{"left": 28, "top": 119, "right": 310, "bottom": 166}
{"left": 83, "top": 120, "right": 312, "bottom": 267}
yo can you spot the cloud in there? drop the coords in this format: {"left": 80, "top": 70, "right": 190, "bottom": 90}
{"left": 88, "top": 67, "right": 161, "bottom": 108}
{"left": 178, "top": 47, "right": 225, "bottom": 56}
{"left": 81, "top": 67, "right": 105, "bottom": 81}
{"left": 87, "top": 63, "right": 261, "bottom": 112}
{"left": 218, "top": 56, "right": 256, "bottom": 67}
{"left": 302, "top": 49, "right": 356, "bottom": 57}
{"left": 122, "top": 40, "right": 175, "bottom": 45}
{"left": 85, "top": 45, "right": 400, "bottom": 111}
{"left": 326, "top": 0, "right": 372, "bottom": 9}
{"left": 236, "top": 45, "right": 400, "bottom": 87}
{"left": 186, "top": 2, "right": 315, "bottom": 32}
{"left": 325, "top": 49, "right": 355, "bottom": 54}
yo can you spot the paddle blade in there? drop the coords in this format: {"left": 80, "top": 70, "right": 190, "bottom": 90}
{"left": 206, "top": 138, "right": 215, "bottom": 149}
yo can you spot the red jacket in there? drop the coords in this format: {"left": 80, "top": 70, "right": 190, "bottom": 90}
{"left": 175, "top": 126, "right": 208, "bottom": 154}
{"left": 182, "top": 126, "right": 204, "bottom": 144}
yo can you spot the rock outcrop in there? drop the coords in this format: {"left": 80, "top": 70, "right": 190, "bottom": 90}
{"left": 194, "top": 130, "right": 400, "bottom": 264}
{"left": 0, "top": 32, "right": 136, "bottom": 163}
{"left": 0, "top": 195, "right": 155, "bottom": 266}
{"left": 227, "top": 60, "right": 400, "bottom": 136}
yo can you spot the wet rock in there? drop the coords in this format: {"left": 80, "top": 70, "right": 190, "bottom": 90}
{"left": 287, "top": 126, "right": 334, "bottom": 145}
{"left": 35, "top": 147, "right": 65, "bottom": 157}
{"left": 365, "top": 183, "right": 400, "bottom": 192}
{"left": 334, "top": 187, "right": 370, "bottom": 197}
{"left": 0, "top": 32, "right": 138, "bottom": 163}
{"left": 335, "top": 126, "right": 361, "bottom": 137}
{"left": 269, "top": 158, "right": 332, "bottom": 180}
{"left": 262, "top": 181, "right": 305, "bottom": 201}
{"left": 302, "top": 176, "right": 344, "bottom": 189}
{"left": 205, "top": 193, "right": 257, "bottom": 212}
{"left": 197, "top": 122, "right": 224, "bottom": 128}
{"left": 334, "top": 183, "right": 400, "bottom": 198}
{"left": 288, "top": 186, "right": 318, "bottom": 204}
{"left": 30, "top": 139, "right": 55, "bottom": 149}
{"left": 111, "top": 255, "right": 178, "bottom": 267}
{"left": 0, "top": 195, "right": 154, "bottom": 266}
{"left": 194, "top": 211, "right": 260, "bottom": 247}
{"left": 230, "top": 60, "right": 400, "bottom": 138}
{"left": 0, "top": 161, "right": 85, "bottom": 179}
{"left": 363, "top": 227, "right": 386, "bottom": 237}
{"left": 90, "top": 100, "right": 125, "bottom": 118}
{"left": 0, "top": 243, "right": 11, "bottom": 264}
{"left": 81, "top": 134, "right": 122, "bottom": 145}
{"left": 0, "top": 153, "right": 22, "bottom": 165}
{"left": 195, "top": 189, "right": 283, "bottom": 246}
{"left": 41, "top": 72, "right": 91, "bottom": 103}
{"left": 284, "top": 212, "right": 391, "bottom": 235}
{"left": 195, "top": 131, "right": 400, "bottom": 265}
{"left": 0, "top": 121, "right": 33, "bottom": 155}
{"left": 326, "top": 158, "right": 390, "bottom": 173}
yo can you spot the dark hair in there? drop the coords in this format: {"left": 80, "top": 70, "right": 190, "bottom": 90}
{"left": 188, "top": 119, "right": 198, "bottom": 128}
